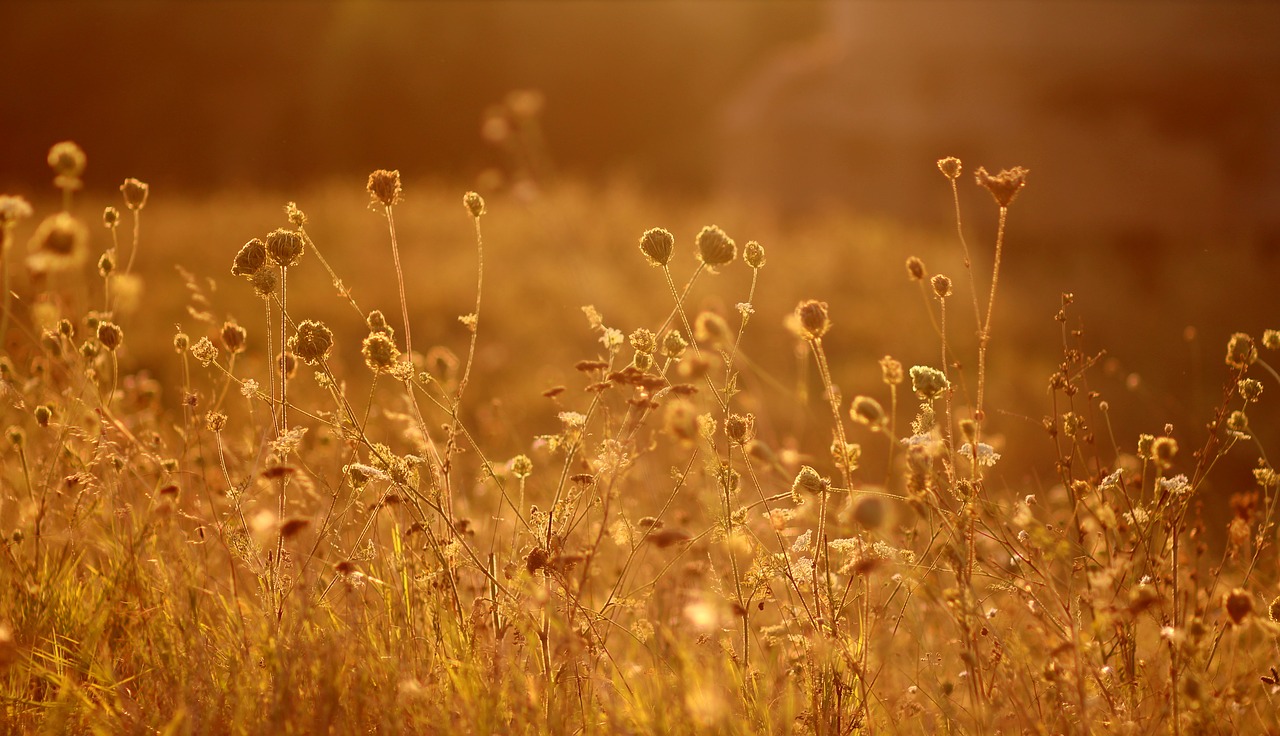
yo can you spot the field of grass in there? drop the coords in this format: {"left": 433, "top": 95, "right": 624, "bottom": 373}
{"left": 1, "top": 142, "right": 1279, "bottom": 734}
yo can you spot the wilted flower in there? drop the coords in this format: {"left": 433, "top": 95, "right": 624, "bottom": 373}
{"left": 975, "top": 166, "right": 1029, "bottom": 207}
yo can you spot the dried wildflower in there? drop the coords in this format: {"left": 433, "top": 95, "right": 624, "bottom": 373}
{"left": 1263, "top": 330, "right": 1280, "bottom": 351}
{"left": 628, "top": 328, "right": 656, "bottom": 355}
{"left": 205, "top": 411, "right": 227, "bottom": 432}
{"left": 695, "top": 225, "right": 735, "bottom": 267}
{"left": 362, "top": 332, "right": 400, "bottom": 372}
{"left": 190, "top": 337, "right": 218, "bottom": 367}
{"left": 232, "top": 238, "right": 268, "bottom": 277}
{"left": 905, "top": 256, "right": 926, "bottom": 281}
{"left": 1158, "top": 474, "right": 1191, "bottom": 496}
{"left": 510, "top": 454, "right": 533, "bottom": 479}
{"left": 1152, "top": 437, "right": 1178, "bottom": 469}
{"left": 367, "top": 169, "right": 402, "bottom": 208}
{"left": 97, "top": 250, "right": 116, "bottom": 277}
{"left": 850, "top": 396, "right": 887, "bottom": 430}
{"left": 1226, "top": 332, "right": 1257, "bottom": 370}
{"left": 220, "top": 322, "right": 247, "bottom": 354}
{"left": 910, "top": 365, "right": 950, "bottom": 400}
{"left": 34, "top": 405, "right": 52, "bottom": 428}
{"left": 975, "top": 166, "right": 1029, "bottom": 208}
{"left": 852, "top": 495, "right": 885, "bottom": 530}
{"left": 1136, "top": 433, "right": 1155, "bottom": 459}
{"left": 791, "top": 465, "right": 827, "bottom": 503}
{"left": 960, "top": 442, "right": 1001, "bottom": 467}
{"left": 100, "top": 206, "right": 120, "bottom": 229}
{"left": 662, "top": 330, "right": 688, "bottom": 358}
{"left": 1238, "top": 378, "right": 1263, "bottom": 403}
{"left": 725, "top": 413, "right": 755, "bottom": 445}
{"left": 26, "top": 213, "right": 89, "bottom": 272}
{"left": 879, "top": 356, "right": 904, "bottom": 386}
{"left": 937, "top": 157, "right": 962, "bottom": 180}
{"left": 1269, "top": 595, "right": 1280, "bottom": 623}
{"left": 742, "top": 241, "right": 765, "bottom": 269}
{"left": 795, "top": 300, "right": 830, "bottom": 340}
{"left": 285, "top": 201, "right": 307, "bottom": 228}
{"left": 48, "top": 141, "right": 86, "bottom": 188}
{"left": 931, "top": 274, "right": 952, "bottom": 298}
{"left": 290, "top": 320, "right": 333, "bottom": 365}
{"left": 463, "top": 191, "right": 485, "bottom": 218}
{"left": 265, "top": 228, "right": 304, "bottom": 268}
{"left": 1227, "top": 410, "right": 1250, "bottom": 434}
{"left": 120, "top": 178, "right": 149, "bottom": 210}
{"left": 366, "top": 310, "right": 393, "bottom": 337}
{"left": 0, "top": 195, "right": 33, "bottom": 227}
{"left": 6, "top": 426, "right": 25, "bottom": 447}
{"left": 639, "top": 227, "right": 674, "bottom": 267}
{"left": 1225, "top": 589, "right": 1254, "bottom": 625}
{"left": 96, "top": 321, "right": 123, "bottom": 351}
{"left": 240, "top": 378, "right": 259, "bottom": 398}
{"left": 251, "top": 269, "right": 277, "bottom": 298}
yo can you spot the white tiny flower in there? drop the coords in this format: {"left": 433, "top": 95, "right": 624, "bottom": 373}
{"left": 240, "top": 378, "right": 260, "bottom": 398}
{"left": 959, "top": 442, "right": 1001, "bottom": 467}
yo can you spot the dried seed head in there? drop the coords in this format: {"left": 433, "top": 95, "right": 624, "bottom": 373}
{"left": 1136, "top": 433, "right": 1155, "bottom": 459}
{"left": 1262, "top": 329, "right": 1280, "bottom": 351}
{"left": 629, "top": 328, "right": 656, "bottom": 355}
{"left": 97, "top": 250, "right": 116, "bottom": 277}
{"left": 96, "top": 321, "right": 123, "bottom": 351}
{"left": 252, "top": 269, "right": 278, "bottom": 298}
{"left": 850, "top": 396, "right": 887, "bottom": 430}
{"left": 463, "top": 191, "right": 485, "bottom": 218}
{"left": 34, "top": 405, "right": 53, "bottom": 428}
{"left": 190, "top": 337, "right": 218, "bottom": 367}
{"left": 232, "top": 238, "right": 268, "bottom": 277}
{"left": 120, "top": 178, "right": 149, "bottom": 210}
{"left": 639, "top": 227, "right": 674, "bottom": 267}
{"left": 742, "top": 241, "right": 766, "bottom": 269}
{"left": 1225, "top": 588, "right": 1254, "bottom": 625}
{"left": 1152, "top": 437, "right": 1178, "bottom": 469}
{"left": 290, "top": 320, "right": 333, "bottom": 365}
{"left": 265, "top": 228, "right": 305, "bottom": 268}
{"left": 662, "top": 330, "right": 688, "bottom": 358}
{"left": 1269, "top": 595, "right": 1280, "bottom": 623}
{"left": 1226, "top": 332, "right": 1257, "bottom": 370}
{"left": 931, "top": 274, "right": 952, "bottom": 298}
{"left": 791, "top": 465, "right": 827, "bottom": 503}
{"left": 48, "top": 141, "right": 86, "bottom": 187}
{"left": 279, "top": 516, "right": 311, "bottom": 540}
{"left": 362, "top": 332, "right": 400, "bottom": 373}
{"left": 975, "top": 166, "right": 1029, "bottom": 208}
{"left": 367, "top": 169, "right": 402, "bottom": 208}
{"left": 1227, "top": 411, "right": 1250, "bottom": 434}
{"left": 695, "top": 225, "right": 736, "bottom": 267}
{"left": 278, "top": 351, "right": 298, "bottom": 379}
{"left": 1238, "top": 378, "right": 1263, "bottom": 403}
{"left": 366, "top": 310, "right": 393, "bottom": 336}
{"left": 285, "top": 201, "right": 307, "bottom": 228}
{"left": 27, "top": 213, "right": 89, "bottom": 272}
{"left": 795, "top": 300, "right": 830, "bottom": 340}
{"left": 205, "top": 411, "right": 228, "bottom": 433}
{"left": 852, "top": 495, "right": 885, "bottom": 530}
{"left": 910, "top": 365, "right": 950, "bottom": 401}
{"left": 0, "top": 195, "right": 33, "bottom": 227}
{"left": 725, "top": 413, "right": 755, "bottom": 445}
{"left": 937, "top": 157, "right": 962, "bottom": 180}
{"left": 879, "top": 356, "right": 904, "bottom": 386}
{"left": 906, "top": 256, "right": 926, "bottom": 281}
{"left": 220, "top": 322, "right": 247, "bottom": 354}
{"left": 102, "top": 206, "right": 120, "bottom": 228}
{"left": 6, "top": 426, "right": 25, "bottom": 448}
{"left": 510, "top": 454, "right": 533, "bottom": 479}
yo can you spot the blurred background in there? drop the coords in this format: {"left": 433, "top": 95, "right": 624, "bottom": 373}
{"left": 4, "top": 0, "right": 1280, "bottom": 513}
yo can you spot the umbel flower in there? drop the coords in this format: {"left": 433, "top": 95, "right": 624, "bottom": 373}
{"left": 975, "top": 166, "right": 1029, "bottom": 208}
{"left": 290, "top": 320, "right": 333, "bottom": 365}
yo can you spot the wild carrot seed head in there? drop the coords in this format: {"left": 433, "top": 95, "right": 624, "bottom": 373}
{"left": 850, "top": 396, "right": 887, "bottom": 430}
{"left": 367, "top": 169, "right": 403, "bottom": 208}
{"left": 290, "top": 320, "right": 333, "bottom": 365}
{"left": 905, "top": 256, "right": 926, "bottom": 281}
{"left": 120, "top": 178, "right": 149, "bottom": 210}
{"left": 232, "top": 238, "right": 268, "bottom": 277}
{"left": 639, "top": 227, "right": 674, "bottom": 267}
{"left": 463, "top": 191, "right": 486, "bottom": 218}
{"left": 975, "top": 166, "right": 1029, "bottom": 208}
{"left": 795, "top": 300, "right": 830, "bottom": 340}
{"left": 265, "top": 228, "right": 305, "bottom": 268}
{"left": 285, "top": 201, "right": 307, "bottom": 228}
{"left": 931, "top": 274, "right": 952, "bottom": 298}
{"left": 695, "top": 225, "right": 736, "bottom": 267}
{"left": 937, "top": 157, "right": 962, "bottom": 180}
{"left": 1226, "top": 332, "right": 1257, "bottom": 370}
{"left": 252, "top": 269, "right": 277, "bottom": 298}
{"left": 909, "top": 365, "right": 950, "bottom": 400}
{"left": 879, "top": 356, "right": 904, "bottom": 386}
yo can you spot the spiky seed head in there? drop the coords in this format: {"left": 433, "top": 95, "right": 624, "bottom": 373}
{"left": 290, "top": 320, "right": 333, "bottom": 365}
{"left": 48, "top": 141, "right": 86, "bottom": 187}
{"left": 97, "top": 250, "right": 116, "bottom": 277}
{"left": 367, "top": 169, "right": 402, "bottom": 208}
{"left": 232, "top": 238, "right": 268, "bottom": 277}
{"left": 252, "top": 269, "right": 277, "bottom": 298}
{"left": 265, "top": 228, "right": 304, "bottom": 268}
{"left": 220, "top": 322, "right": 248, "bottom": 354}
{"left": 27, "top": 213, "right": 89, "bottom": 272}
{"left": 102, "top": 206, "right": 120, "bottom": 228}
{"left": 937, "top": 157, "right": 962, "bottom": 180}
{"left": 695, "top": 225, "right": 736, "bottom": 267}
{"left": 1152, "top": 437, "right": 1178, "bottom": 469}
{"left": 662, "top": 330, "right": 688, "bottom": 358}
{"left": 206, "top": 411, "right": 228, "bottom": 433}
{"left": 852, "top": 495, "right": 885, "bottom": 530}
{"left": 850, "top": 396, "right": 887, "bottom": 430}
{"left": 1226, "top": 332, "right": 1257, "bottom": 370}
{"left": 362, "top": 332, "right": 400, "bottom": 373}
{"left": 910, "top": 365, "right": 950, "bottom": 401}
{"left": 795, "top": 300, "right": 830, "bottom": 340}
{"left": 725, "top": 413, "right": 755, "bottom": 445}
{"left": 34, "top": 405, "right": 53, "bottom": 428}
{"left": 285, "top": 201, "right": 307, "bottom": 228}
{"left": 120, "top": 178, "right": 149, "bottom": 210}
{"left": 879, "top": 356, "right": 904, "bottom": 386}
{"left": 463, "top": 191, "right": 485, "bottom": 218}
{"left": 975, "top": 166, "right": 1029, "bottom": 208}
{"left": 510, "top": 454, "right": 533, "bottom": 479}
{"left": 96, "top": 321, "right": 123, "bottom": 351}
{"left": 931, "top": 274, "right": 952, "bottom": 298}
{"left": 639, "top": 227, "right": 674, "bottom": 267}
{"left": 906, "top": 256, "right": 926, "bottom": 281}
{"left": 0, "top": 195, "right": 33, "bottom": 227}
{"left": 743, "top": 241, "right": 766, "bottom": 269}
{"left": 1225, "top": 588, "right": 1254, "bottom": 625}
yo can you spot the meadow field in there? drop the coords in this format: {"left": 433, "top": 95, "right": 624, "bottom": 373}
{"left": 1, "top": 137, "right": 1279, "bottom": 736}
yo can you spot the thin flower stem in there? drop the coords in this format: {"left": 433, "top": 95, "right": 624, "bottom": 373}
{"left": 384, "top": 204, "right": 413, "bottom": 362}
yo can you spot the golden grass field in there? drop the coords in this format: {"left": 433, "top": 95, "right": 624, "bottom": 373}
{"left": 1, "top": 142, "right": 1279, "bottom": 735}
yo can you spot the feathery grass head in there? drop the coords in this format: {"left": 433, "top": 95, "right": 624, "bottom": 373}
{"left": 290, "top": 320, "right": 333, "bottom": 365}
{"left": 1225, "top": 332, "right": 1257, "bottom": 370}
{"left": 639, "top": 227, "right": 674, "bottom": 267}
{"left": 120, "top": 178, "right": 150, "bottom": 210}
{"left": 937, "top": 156, "right": 962, "bottom": 180}
{"left": 975, "top": 166, "right": 1029, "bottom": 208}
{"left": 367, "top": 169, "right": 402, "bottom": 208}
{"left": 463, "top": 191, "right": 486, "bottom": 218}
{"left": 795, "top": 300, "right": 830, "bottom": 340}
{"left": 232, "top": 238, "right": 267, "bottom": 277}
{"left": 27, "top": 213, "right": 89, "bottom": 272}
{"left": 48, "top": 141, "right": 86, "bottom": 189}
{"left": 265, "top": 228, "right": 305, "bottom": 268}
{"left": 695, "top": 225, "right": 735, "bottom": 267}
{"left": 0, "top": 195, "right": 33, "bottom": 228}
